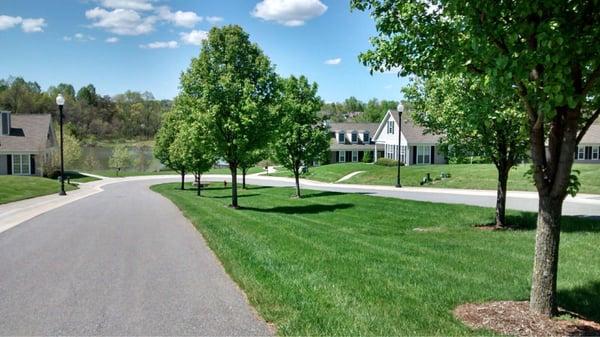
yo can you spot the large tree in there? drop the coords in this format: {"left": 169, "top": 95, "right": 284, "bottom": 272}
{"left": 405, "top": 74, "right": 529, "bottom": 228}
{"left": 352, "top": 0, "right": 600, "bottom": 316}
{"left": 274, "top": 75, "right": 330, "bottom": 198}
{"left": 180, "top": 25, "right": 280, "bottom": 208}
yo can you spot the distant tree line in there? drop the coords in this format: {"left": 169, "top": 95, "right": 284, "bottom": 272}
{"left": 0, "top": 76, "right": 171, "bottom": 141}
{"left": 321, "top": 97, "right": 398, "bottom": 123}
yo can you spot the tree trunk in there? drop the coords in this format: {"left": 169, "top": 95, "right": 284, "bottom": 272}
{"left": 294, "top": 165, "right": 301, "bottom": 198}
{"left": 180, "top": 170, "right": 185, "bottom": 190}
{"left": 495, "top": 165, "right": 510, "bottom": 228}
{"left": 530, "top": 196, "right": 563, "bottom": 316}
{"left": 197, "top": 174, "right": 202, "bottom": 196}
{"left": 242, "top": 167, "right": 247, "bottom": 189}
{"left": 230, "top": 164, "right": 238, "bottom": 208}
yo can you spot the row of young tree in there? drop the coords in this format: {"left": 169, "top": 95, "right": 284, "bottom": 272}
{"left": 0, "top": 77, "right": 171, "bottom": 140}
{"left": 154, "top": 25, "right": 330, "bottom": 206}
{"left": 352, "top": 0, "right": 600, "bottom": 318}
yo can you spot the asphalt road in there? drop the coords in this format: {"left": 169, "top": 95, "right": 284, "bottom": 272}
{"left": 205, "top": 175, "right": 600, "bottom": 217}
{"left": 0, "top": 179, "right": 272, "bottom": 336}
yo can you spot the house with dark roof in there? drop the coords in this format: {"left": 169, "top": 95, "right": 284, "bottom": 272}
{"left": 372, "top": 109, "right": 447, "bottom": 165}
{"left": 575, "top": 124, "right": 600, "bottom": 162}
{"left": 327, "top": 122, "right": 383, "bottom": 163}
{"left": 0, "top": 111, "right": 56, "bottom": 176}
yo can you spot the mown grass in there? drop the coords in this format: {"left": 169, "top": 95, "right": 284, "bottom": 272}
{"left": 0, "top": 176, "right": 77, "bottom": 204}
{"left": 152, "top": 183, "right": 600, "bottom": 336}
{"left": 273, "top": 163, "right": 600, "bottom": 194}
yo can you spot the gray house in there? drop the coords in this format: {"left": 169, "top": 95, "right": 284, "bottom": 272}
{"left": 575, "top": 124, "right": 600, "bottom": 163}
{"left": 328, "top": 122, "right": 383, "bottom": 163}
{"left": 0, "top": 111, "right": 56, "bottom": 176}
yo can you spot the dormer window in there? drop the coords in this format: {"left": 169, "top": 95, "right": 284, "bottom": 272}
{"left": 338, "top": 131, "right": 345, "bottom": 143}
{"left": 1, "top": 111, "right": 10, "bottom": 136}
{"left": 363, "top": 132, "right": 370, "bottom": 143}
{"left": 387, "top": 120, "right": 394, "bottom": 134}
{"left": 351, "top": 131, "right": 358, "bottom": 143}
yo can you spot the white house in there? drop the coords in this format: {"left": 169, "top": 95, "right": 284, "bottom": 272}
{"left": 575, "top": 124, "right": 600, "bottom": 163}
{"left": 0, "top": 111, "right": 56, "bottom": 176}
{"left": 372, "top": 109, "right": 447, "bottom": 165}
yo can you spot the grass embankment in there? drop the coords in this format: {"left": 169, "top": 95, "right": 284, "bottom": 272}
{"left": 0, "top": 176, "right": 77, "bottom": 204}
{"left": 85, "top": 166, "right": 265, "bottom": 178}
{"left": 152, "top": 183, "right": 600, "bottom": 336}
{"left": 273, "top": 163, "right": 600, "bottom": 194}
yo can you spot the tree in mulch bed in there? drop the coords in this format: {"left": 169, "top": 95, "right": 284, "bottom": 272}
{"left": 454, "top": 301, "right": 600, "bottom": 337}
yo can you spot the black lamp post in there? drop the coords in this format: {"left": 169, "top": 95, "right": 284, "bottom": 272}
{"left": 56, "top": 94, "right": 66, "bottom": 196}
{"left": 395, "top": 103, "right": 404, "bottom": 188}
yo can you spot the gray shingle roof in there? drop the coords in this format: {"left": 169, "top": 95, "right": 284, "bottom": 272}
{"left": 0, "top": 114, "right": 53, "bottom": 153}
{"left": 328, "top": 122, "right": 379, "bottom": 134}
{"left": 389, "top": 110, "right": 443, "bottom": 144}
{"left": 580, "top": 124, "right": 600, "bottom": 144}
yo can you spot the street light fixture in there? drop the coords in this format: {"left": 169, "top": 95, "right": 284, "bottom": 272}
{"left": 56, "top": 94, "right": 66, "bottom": 196}
{"left": 395, "top": 102, "right": 404, "bottom": 188}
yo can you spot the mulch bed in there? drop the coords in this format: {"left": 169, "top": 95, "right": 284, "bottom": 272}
{"left": 454, "top": 301, "right": 600, "bottom": 336}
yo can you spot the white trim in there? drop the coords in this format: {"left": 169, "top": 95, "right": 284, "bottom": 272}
{"left": 592, "top": 146, "right": 599, "bottom": 160}
{"left": 337, "top": 131, "right": 345, "bottom": 143}
{"left": 352, "top": 150, "right": 358, "bottom": 162}
{"left": 339, "top": 150, "right": 346, "bottom": 163}
{"left": 351, "top": 131, "right": 358, "bottom": 144}
{"left": 577, "top": 146, "right": 585, "bottom": 160}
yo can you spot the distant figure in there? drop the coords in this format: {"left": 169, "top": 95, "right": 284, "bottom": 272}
{"left": 224, "top": 180, "right": 227, "bottom": 188}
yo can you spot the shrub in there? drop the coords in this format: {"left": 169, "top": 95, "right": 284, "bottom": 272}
{"left": 375, "top": 158, "right": 405, "bottom": 166}
{"left": 362, "top": 151, "right": 373, "bottom": 163}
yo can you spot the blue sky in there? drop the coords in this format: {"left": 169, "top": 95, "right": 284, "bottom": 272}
{"left": 0, "top": 0, "right": 408, "bottom": 102}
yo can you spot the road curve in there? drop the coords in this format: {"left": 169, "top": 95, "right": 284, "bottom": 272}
{"left": 0, "top": 179, "right": 272, "bottom": 336}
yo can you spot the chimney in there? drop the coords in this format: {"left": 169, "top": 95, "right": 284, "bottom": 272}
{"left": 1, "top": 111, "right": 11, "bottom": 136}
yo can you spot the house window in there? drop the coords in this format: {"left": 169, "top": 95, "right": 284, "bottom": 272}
{"left": 339, "top": 151, "right": 346, "bottom": 162}
{"left": 387, "top": 120, "right": 394, "bottom": 134}
{"left": 593, "top": 147, "right": 599, "bottom": 160}
{"left": 338, "top": 131, "right": 345, "bottom": 143}
{"left": 577, "top": 146, "right": 585, "bottom": 160}
{"left": 386, "top": 144, "right": 394, "bottom": 159}
{"left": 363, "top": 132, "right": 369, "bottom": 143}
{"left": 12, "top": 154, "right": 31, "bottom": 175}
{"left": 351, "top": 132, "right": 358, "bottom": 143}
{"left": 399, "top": 146, "right": 407, "bottom": 163}
{"left": 416, "top": 145, "right": 431, "bottom": 164}
{"left": 352, "top": 150, "right": 358, "bottom": 162}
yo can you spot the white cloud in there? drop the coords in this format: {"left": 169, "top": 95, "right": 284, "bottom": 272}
{"left": 21, "top": 18, "right": 46, "bottom": 33}
{"left": 64, "top": 32, "right": 95, "bottom": 42}
{"left": 325, "top": 58, "right": 341, "bottom": 65}
{"left": 179, "top": 30, "right": 208, "bottom": 46}
{"left": 86, "top": 7, "right": 156, "bottom": 35}
{"left": 99, "top": 0, "right": 154, "bottom": 11}
{"left": 205, "top": 16, "right": 223, "bottom": 25}
{"left": 140, "top": 40, "right": 179, "bottom": 49}
{"left": 382, "top": 66, "right": 403, "bottom": 74}
{"left": 157, "top": 6, "right": 201, "bottom": 28}
{"left": 106, "top": 36, "right": 119, "bottom": 43}
{"left": 252, "top": 0, "right": 327, "bottom": 27}
{"left": 0, "top": 15, "right": 23, "bottom": 30}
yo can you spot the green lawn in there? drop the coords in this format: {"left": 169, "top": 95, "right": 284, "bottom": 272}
{"left": 0, "top": 176, "right": 77, "bottom": 204}
{"left": 273, "top": 163, "right": 600, "bottom": 194}
{"left": 152, "top": 183, "right": 600, "bottom": 336}
{"left": 84, "top": 166, "right": 264, "bottom": 178}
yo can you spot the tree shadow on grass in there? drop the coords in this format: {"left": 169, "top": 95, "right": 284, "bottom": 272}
{"left": 558, "top": 281, "right": 600, "bottom": 322}
{"left": 209, "top": 194, "right": 261, "bottom": 199}
{"left": 240, "top": 203, "right": 354, "bottom": 215}
{"left": 504, "top": 213, "right": 600, "bottom": 233}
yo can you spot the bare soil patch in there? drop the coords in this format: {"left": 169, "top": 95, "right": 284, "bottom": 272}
{"left": 454, "top": 301, "right": 600, "bottom": 336}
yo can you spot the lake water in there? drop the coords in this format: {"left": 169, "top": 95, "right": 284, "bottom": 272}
{"left": 74, "top": 144, "right": 162, "bottom": 172}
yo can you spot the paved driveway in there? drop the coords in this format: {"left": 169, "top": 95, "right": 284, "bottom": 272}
{"left": 0, "top": 179, "right": 272, "bottom": 336}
